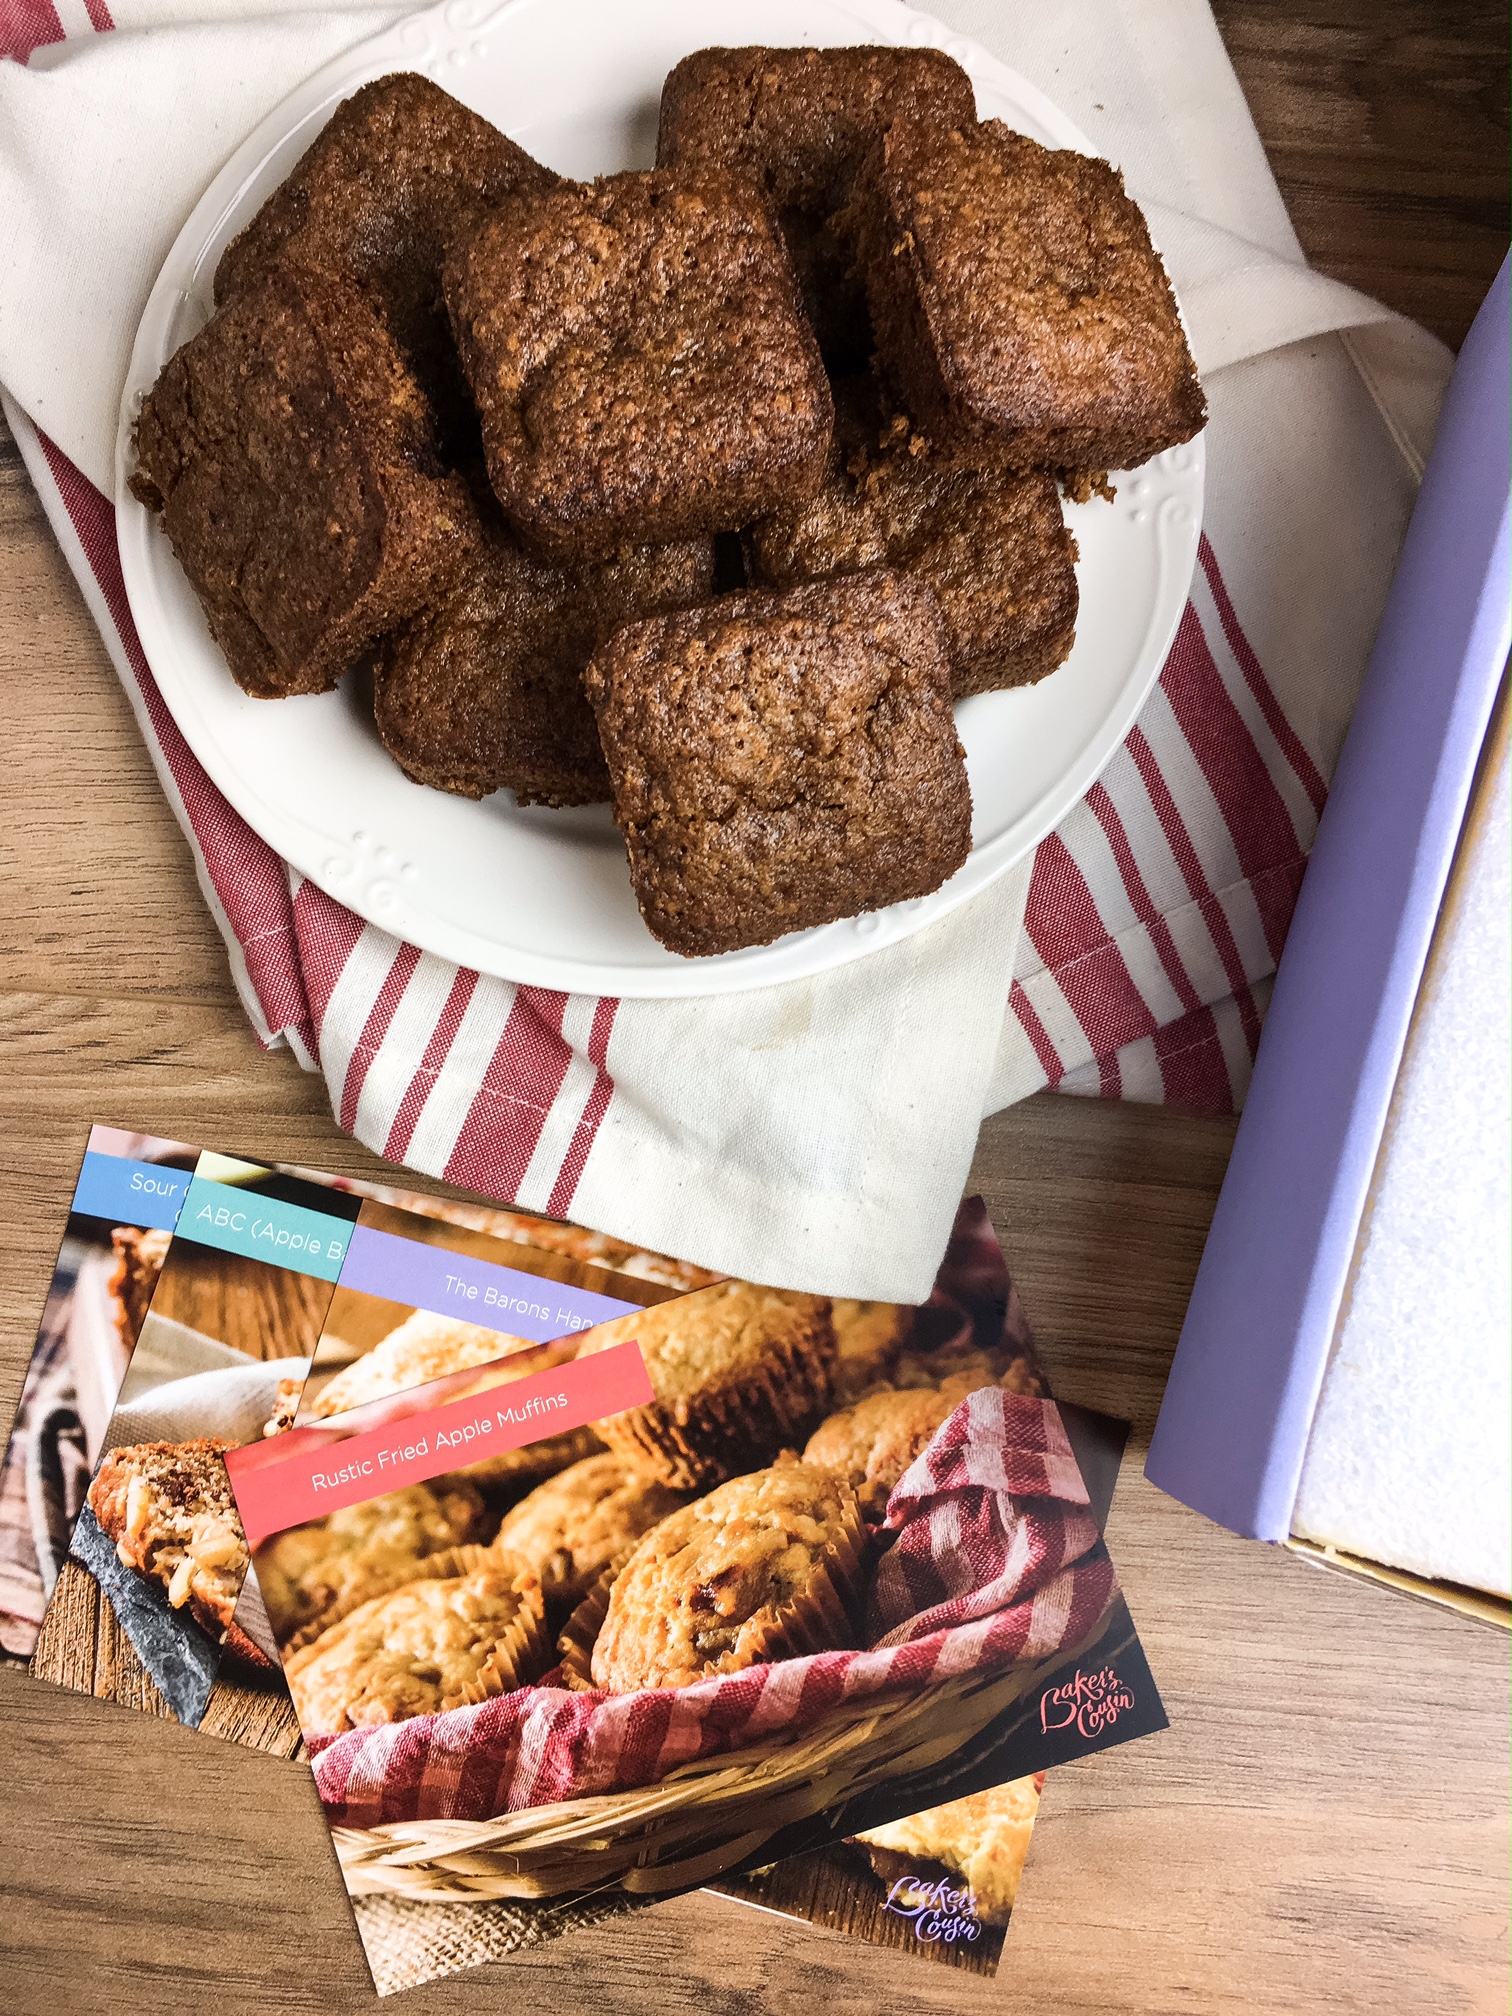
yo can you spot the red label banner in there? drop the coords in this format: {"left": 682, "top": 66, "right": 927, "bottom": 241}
{"left": 226, "top": 1339, "right": 649, "bottom": 1548}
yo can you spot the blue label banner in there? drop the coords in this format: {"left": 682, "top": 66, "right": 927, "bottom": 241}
{"left": 175, "top": 1175, "right": 354, "bottom": 1282}
{"left": 338, "top": 1222, "right": 640, "bottom": 1342}
{"left": 71, "top": 1152, "right": 192, "bottom": 1233}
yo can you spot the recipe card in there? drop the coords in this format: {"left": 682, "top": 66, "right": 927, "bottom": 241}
{"left": 226, "top": 1198, "right": 1164, "bottom": 1993}
{"left": 27, "top": 1151, "right": 361, "bottom": 1750}
{"left": 4, "top": 1129, "right": 696, "bottom": 1754}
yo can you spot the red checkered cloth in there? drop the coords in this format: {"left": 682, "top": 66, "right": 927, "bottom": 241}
{"left": 309, "top": 1386, "right": 1113, "bottom": 1828}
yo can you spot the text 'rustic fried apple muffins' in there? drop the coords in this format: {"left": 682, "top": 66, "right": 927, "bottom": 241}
{"left": 579, "top": 1280, "right": 837, "bottom": 1489}
{"left": 829, "top": 1298, "right": 914, "bottom": 1403}
{"left": 444, "top": 169, "right": 834, "bottom": 560}
{"left": 215, "top": 73, "right": 559, "bottom": 451}
{"left": 493, "top": 1453, "right": 688, "bottom": 1614}
{"left": 804, "top": 1383, "right": 988, "bottom": 1519}
{"left": 130, "top": 267, "right": 477, "bottom": 699}
{"left": 747, "top": 373, "right": 1078, "bottom": 696}
{"left": 373, "top": 514, "right": 714, "bottom": 806}
{"left": 285, "top": 1564, "right": 547, "bottom": 1731}
{"left": 303, "top": 1310, "right": 534, "bottom": 1420}
{"left": 256, "top": 1476, "right": 491, "bottom": 1648}
{"left": 88, "top": 1439, "right": 247, "bottom": 1637}
{"left": 853, "top": 1774, "right": 1043, "bottom": 1925}
{"left": 582, "top": 570, "right": 972, "bottom": 956}
{"left": 576, "top": 1463, "right": 867, "bottom": 1691}
{"left": 846, "top": 120, "right": 1206, "bottom": 475}
{"left": 657, "top": 45, "right": 975, "bottom": 368}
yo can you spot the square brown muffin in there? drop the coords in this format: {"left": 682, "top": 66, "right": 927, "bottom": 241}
{"left": 215, "top": 72, "right": 559, "bottom": 450}
{"left": 846, "top": 120, "right": 1206, "bottom": 475}
{"left": 582, "top": 570, "right": 972, "bottom": 956}
{"left": 130, "top": 266, "right": 477, "bottom": 698}
{"left": 444, "top": 169, "right": 834, "bottom": 561}
{"left": 373, "top": 513, "right": 714, "bottom": 806}
{"left": 746, "top": 374, "right": 1077, "bottom": 696}
{"left": 656, "top": 45, "right": 975, "bottom": 368}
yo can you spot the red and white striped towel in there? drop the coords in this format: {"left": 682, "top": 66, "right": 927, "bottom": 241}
{"left": 0, "top": 0, "right": 1452, "bottom": 1299}
{"left": 308, "top": 1385, "right": 1112, "bottom": 1828}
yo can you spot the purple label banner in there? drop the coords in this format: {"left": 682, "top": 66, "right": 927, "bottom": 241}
{"left": 338, "top": 1223, "right": 639, "bottom": 1342}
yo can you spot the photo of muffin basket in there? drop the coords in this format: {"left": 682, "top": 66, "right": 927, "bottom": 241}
{"left": 235, "top": 1200, "right": 1133, "bottom": 1988}
{"left": 113, "top": 0, "right": 1205, "bottom": 999}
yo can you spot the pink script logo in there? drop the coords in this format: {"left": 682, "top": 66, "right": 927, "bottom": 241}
{"left": 1039, "top": 1665, "right": 1135, "bottom": 1740}
{"left": 881, "top": 1875, "right": 982, "bottom": 1945}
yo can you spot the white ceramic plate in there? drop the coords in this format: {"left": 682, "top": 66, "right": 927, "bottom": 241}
{"left": 115, "top": 0, "right": 1204, "bottom": 998}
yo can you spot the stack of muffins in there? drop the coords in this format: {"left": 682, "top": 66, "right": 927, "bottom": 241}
{"left": 263, "top": 1278, "right": 1043, "bottom": 1732}
{"left": 131, "top": 50, "right": 1204, "bottom": 958}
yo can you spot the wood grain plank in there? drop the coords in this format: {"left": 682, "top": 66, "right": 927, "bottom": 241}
{"left": 149, "top": 1244, "right": 334, "bottom": 1363}
{"left": 0, "top": 424, "right": 241, "bottom": 1007}
{"left": 28, "top": 1557, "right": 101, "bottom": 1694}
{"left": 197, "top": 1673, "right": 305, "bottom": 1758}
{"left": 1213, "top": 0, "right": 1509, "bottom": 347}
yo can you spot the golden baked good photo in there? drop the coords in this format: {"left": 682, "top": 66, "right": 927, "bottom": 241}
{"left": 566, "top": 1461, "right": 867, "bottom": 1691}
{"left": 284, "top": 1562, "right": 548, "bottom": 1731}
{"left": 581, "top": 1280, "right": 838, "bottom": 1488}
{"left": 87, "top": 1437, "right": 248, "bottom": 1637}
{"left": 256, "top": 1475, "right": 492, "bottom": 1648}
{"left": 300, "top": 1309, "right": 533, "bottom": 1421}
{"left": 852, "top": 1772, "right": 1044, "bottom": 1927}
{"left": 492, "top": 1452, "right": 688, "bottom": 1617}
{"left": 803, "top": 1385, "right": 972, "bottom": 1520}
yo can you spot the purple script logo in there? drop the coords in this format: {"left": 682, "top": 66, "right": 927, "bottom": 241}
{"left": 1039, "top": 1664, "right": 1135, "bottom": 1740}
{"left": 881, "top": 1875, "right": 982, "bottom": 1945}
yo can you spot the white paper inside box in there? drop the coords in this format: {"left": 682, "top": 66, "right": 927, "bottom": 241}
{"left": 1289, "top": 696, "right": 1511, "bottom": 1625}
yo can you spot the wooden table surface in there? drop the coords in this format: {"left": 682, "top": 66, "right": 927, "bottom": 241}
{"left": 0, "top": 5, "right": 1507, "bottom": 2012}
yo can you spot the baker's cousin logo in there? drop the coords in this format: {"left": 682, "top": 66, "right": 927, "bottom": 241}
{"left": 1039, "top": 1664, "right": 1135, "bottom": 1739}
{"left": 880, "top": 1875, "right": 982, "bottom": 1944}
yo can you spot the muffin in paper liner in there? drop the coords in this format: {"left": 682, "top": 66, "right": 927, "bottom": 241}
{"left": 494, "top": 1452, "right": 690, "bottom": 1618}
{"left": 829, "top": 1299, "right": 915, "bottom": 1402}
{"left": 558, "top": 1463, "right": 869, "bottom": 1693}
{"left": 446, "top": 1572, "right": 552, "bottom": 1708}
{"left": 460, "top": 1426, "right": 607, "bottom": 1495}
{"left": 555, "top": 1567, "right": 615, "bottom": 1692}
{"left": 580, "top": 1282, "right": 838, "bottom": 1490}
{"left": 803, "top": 1379, "right": 1010, "bottom": 1520}
{"left": 260, "top": 1476, "right": 493, "bottom": 1651}
{"left": 280, "top": 1537, "right": 509, "bottom": 1655}
{"left": 302, "top": 1311, "right": 536, "bottom": 1421}
{"left": 283, "top": 1557, "right": 548, "bottom": 1731}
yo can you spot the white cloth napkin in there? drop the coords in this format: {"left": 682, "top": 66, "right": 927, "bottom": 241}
{"left": 0, "top": 0, "right": 1453, "bottom": 1300}
{"left": 106, "top": 1314, "right": 308, "bottom": 1447}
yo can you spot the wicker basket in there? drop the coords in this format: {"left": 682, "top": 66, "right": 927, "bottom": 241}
{"left": 332, "top": 1592, "right": 1118, "bottom": 1905}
